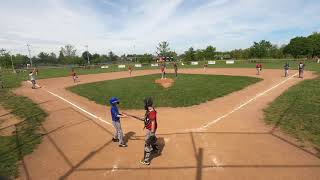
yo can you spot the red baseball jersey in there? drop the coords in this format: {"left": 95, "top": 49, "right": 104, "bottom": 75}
{"left": 145, "top": 110, "right": 157, "bottom": 131}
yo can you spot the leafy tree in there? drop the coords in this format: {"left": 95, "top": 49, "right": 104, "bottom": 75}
{"left": 283, "top": 37, "right": 313, "bottom": 58}
{"left": 92, "top": 53, "right": 100, "bottom": 60}
{"left": 0, "top": 52, "right": 11, "bottom": 68}
{"left": 48, "top": 52, "right": 58, "bottom": 64}
{"left": 230, "top": 49, "right": 250, "bottom": 59}
{"left": 14, "top": 54, "right": 29, "bottom": 66}
{"left": 81, "top": 51, "right": 92, "bottom": 64}
{"left": 308, "top": 32, "right": 320, "bottom": 57}
{"left": 269, "top": 45, "right": 284, "bottom": 59}
{"left": 38, "top": 52, "right": 50, "bottom": 64}
{"left": 137, "top": 54, "right": 153, "bottom": 63}
{"left": 183, "top": 47, "right": 196, "bottom": 62}
{"left": 108, "top": 51, "right": 118, "bottom": 61}
{"left": 58, "top": 50, "right": 64, "bottom": 64}
{"left": 166, "top": 51, "right": 178, "bottom": 61}
{"left": 203, "top": 45, "right": 216, "bottom": 60}
{"left": 249, "top": 40, "right": 273, "bottom": 58}
{"left": 156, "top": 41, "right": 171, "bottom": 57}
{"left": 61, "top": 44, "right": 76, "bottom": 57}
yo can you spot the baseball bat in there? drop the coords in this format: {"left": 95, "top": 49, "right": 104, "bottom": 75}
{"left": 122, "top": 112, "right": 144, "bottom": 121}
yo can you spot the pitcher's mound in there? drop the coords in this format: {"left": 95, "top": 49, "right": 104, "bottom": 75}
{"left": 155, "top": 78, "right": 174, "bottom": 88}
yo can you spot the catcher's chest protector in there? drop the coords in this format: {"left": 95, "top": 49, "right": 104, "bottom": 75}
{"left": 144, "top": 110, "right": 157, "bottom": 128}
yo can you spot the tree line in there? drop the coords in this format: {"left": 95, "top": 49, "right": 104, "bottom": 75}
{"left": 1, "top": 32, "right": 319, "bottom": 68}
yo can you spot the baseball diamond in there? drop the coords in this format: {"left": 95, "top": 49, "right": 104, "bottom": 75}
{"left": 1, "top": 1, "right": 320, "bottom": 179}
{"left": 10, "top": 68, "right": 320, "bottom": 180}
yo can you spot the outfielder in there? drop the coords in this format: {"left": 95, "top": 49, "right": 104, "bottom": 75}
{"left": 109, "top": 97, "right": 128, "bottom": 147}
{"left": 140, "top": 97, "right": 159, "bottom": 165}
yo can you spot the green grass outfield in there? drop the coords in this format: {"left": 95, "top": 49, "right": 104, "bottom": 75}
{"left": 68, "top": 73, "right": 261, "bottom": 109}
{"left": 10, "top": 60, "right": 319, "bottom": 80}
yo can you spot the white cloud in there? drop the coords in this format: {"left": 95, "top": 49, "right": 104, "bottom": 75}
{"left": 0, "top": 0, "right": 319, "bottom": 56}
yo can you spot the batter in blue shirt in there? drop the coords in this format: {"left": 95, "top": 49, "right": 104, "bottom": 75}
{"left": 109, "top": 97, "right": 128, "bottom": 147}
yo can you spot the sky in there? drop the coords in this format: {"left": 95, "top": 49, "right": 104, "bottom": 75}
{"left": 0, "top": 0, "right": 319, "bottom": 56}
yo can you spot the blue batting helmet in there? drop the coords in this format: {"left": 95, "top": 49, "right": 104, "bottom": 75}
{"left": 109, "top": 97, "right": 119, "bottom": 105}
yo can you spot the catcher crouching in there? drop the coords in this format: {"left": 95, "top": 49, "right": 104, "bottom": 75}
{"left": 140, "top": 97, "right": 159, "bottom": 165}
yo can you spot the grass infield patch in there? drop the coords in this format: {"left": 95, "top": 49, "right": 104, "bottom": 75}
{"left": 68, "top": 73, "right": 261, "bottom": 109}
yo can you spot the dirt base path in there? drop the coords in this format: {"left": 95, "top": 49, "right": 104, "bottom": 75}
{"left": 14, "top": 68, "right": 320, "bottom": 180}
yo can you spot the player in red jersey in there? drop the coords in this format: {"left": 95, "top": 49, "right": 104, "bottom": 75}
{"left": 256, "top": 63, "right": 262, "bottom": 75}
{"left": 160, "top": 64, "right": 166, "bottom": 79}
{"left": 71, "top": 69, "right": 78, "bottom": 83}
{"left": 140, "top": 97, "right": 158, "bottom": 165}
{"left": 128, "top": 65, "right": 133, "bottom": 76}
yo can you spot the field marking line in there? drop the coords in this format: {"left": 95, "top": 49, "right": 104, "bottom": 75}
{"left": 192, "top": 73, "right": 298, "bottom": 131}
{"left": 26, "top": 81, "right": 112, "bottom": 126}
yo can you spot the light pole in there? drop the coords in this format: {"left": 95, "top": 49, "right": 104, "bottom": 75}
{"left": 8, "top": 51, "right": 16, "bottom": 73}
{"left": 85, "top": 45, "right": 90, "bottom": 65}
{"left": 133, "top": 45, "right": 136, "bottom": 62}
{"left": 26, "top": 44, "right": 33, "bottom": 67}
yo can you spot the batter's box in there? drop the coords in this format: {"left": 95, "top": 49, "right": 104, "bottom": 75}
{"left": 78, "top": 133, "right": 198, "bottom": 170}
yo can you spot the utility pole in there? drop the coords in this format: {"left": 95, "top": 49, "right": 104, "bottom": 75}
{"left": 26, "top": 44, "right": 33, "bottom": 67}
{"left": 133, "top": 45, "right": 136, "bottom": 62}
{"left": 85, "top": 45, "right": 90, "bottom": 65}
{"left": 8, "top": 51, "right": 16, "bottom": 73}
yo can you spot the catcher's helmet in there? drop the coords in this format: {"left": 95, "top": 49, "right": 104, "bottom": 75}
{"left": 144, "top": 97, "right": 153, "bottom": 110}
{"left": 109, "top": 97, "right": 119, "bottom": 105}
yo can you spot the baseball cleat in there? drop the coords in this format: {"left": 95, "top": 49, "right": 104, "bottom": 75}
{"left": 140, "top": 160, "right": 150, "bottom": 165}
{"left": 119, "top": 144, "right": 128, "bottom": 147}
{"left": 112, "top": 138, "right": 119, "bottom": 142}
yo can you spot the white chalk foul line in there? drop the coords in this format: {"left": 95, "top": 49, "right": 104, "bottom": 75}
{"left": 26, "top": 80, "right": 112, "bottom": 126}
{"left": 46, "top": 90, "right": 112, "bottom": 126}
{"left": 194, "top": 73, "right": 298, "bottom": 131}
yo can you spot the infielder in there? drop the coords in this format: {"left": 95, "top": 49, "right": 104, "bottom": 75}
{"left": 71, "top": 69, "right": 78, "bottom": 83}
{"left": 173, "top": 62, "right": 178, "bottom": 77}
{"left": 298, "top": 62, "right": 305, "bottom": 78}
{"left": 160, "top": 64, "right": 166, "bottom": 79}
{"left": 109, "top": 97, "right": 128, "bottom": 147}
{"left": 256, "top": 63, "right": 262, "bottom": 75}
{"left": 284, "top": 62, "right": 289, "bottom": 77}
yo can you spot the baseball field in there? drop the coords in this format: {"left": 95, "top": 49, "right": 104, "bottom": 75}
{"left": 1, "top": 61, "right": 320, "bottom": 180}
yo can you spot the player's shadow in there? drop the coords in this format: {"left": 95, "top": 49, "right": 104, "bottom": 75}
{"left": 151, "top": 137, "right": 165, "bottom": 160}
{"left": 124, "top": 131, "right": 136, "bottom": 144}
